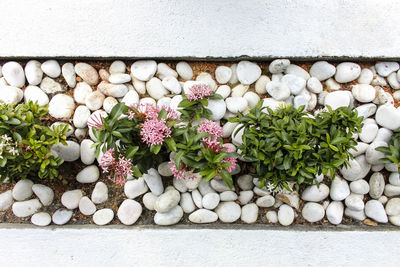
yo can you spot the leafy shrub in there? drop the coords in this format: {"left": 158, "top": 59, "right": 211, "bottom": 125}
{"left": 91, "top": 103, "right": 179, "bottom": 183}
{"left": 229, "top": 102, "right": 362, "bottom": 191}
{"left": 0, "top": 101, "right": 68, "bottom": 181}
{"left": 376, "top": 129, "right": 400, "bottom": 172}
{"left": 178, "top": 83, "right": 223, "bottom": 121}
{"left": 171, "top": 120, "right": 238, "bottom": 188}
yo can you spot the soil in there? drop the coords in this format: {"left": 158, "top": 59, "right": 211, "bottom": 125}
{"left": 0, "top": 59, "right": 395, "bottom": 227}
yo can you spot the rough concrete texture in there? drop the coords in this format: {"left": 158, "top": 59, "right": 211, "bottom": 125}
{"left": 0, "top": 0, "right": 399, "bottom": 59}
{"left": 0, "top": 224, "right": 399, "bottom": 266}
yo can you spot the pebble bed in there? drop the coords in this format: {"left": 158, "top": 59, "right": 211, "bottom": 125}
{"left": 0, "top": 59, "right": 400, "bottom": 227}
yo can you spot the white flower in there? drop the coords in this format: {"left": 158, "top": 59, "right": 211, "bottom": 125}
{"left": 9, "top": 147, "right": 19, "bottom": 156}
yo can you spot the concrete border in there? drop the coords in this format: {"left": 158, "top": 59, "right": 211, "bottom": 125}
{"left": 0, "top": 0, "right": 399, "bottom": 59}
{"left": 1, "top": 223, "right": 399, "bottom": 267}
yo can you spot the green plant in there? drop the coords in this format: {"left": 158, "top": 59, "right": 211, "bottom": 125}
{"left": 178, "top": 83, "right": 223, "bottom": 121}
{"left": 0, "top": 101, "right": 68, "bottom": 181}
{"left": 171, "top": 119, "right": 238, "bottom": 188}
{"left": 229, "top": 102, "right": 362, "bottom": 191}
{"left": 91, "top": 103, "right": 179, "bottom": 181}
{"left": 376, "top": 129, "right": 400, "bottom": 172}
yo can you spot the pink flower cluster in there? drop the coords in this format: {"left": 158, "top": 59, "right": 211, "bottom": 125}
{"left": 99, "top": 148, "right": 133, "bottom": 185}
{"left": 186, "top": 83, "right": 214, "bottom": 101}
{"left": 140, "top": 119, "right": 171, "bottom": 146}
{"left": 221, "top": 144, "right": 237, "bottom": 172}
{"left": 128, "top": 103, "right": 180, "bottom": 122}
{"left": 169, "top": 159, "right": 197, "bottom": 180}
{"left": 87, "top": 113, "right": 104, "bottom": 130}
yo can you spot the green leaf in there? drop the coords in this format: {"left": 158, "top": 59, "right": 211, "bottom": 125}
{"left": 203, "top": 170, "right": 217, "bottom": 181}
{"left": 220, "top": 169, "right": 233, "bottom": 188}
{"left": 164, "top": 138, "right": 177, "bottom": 152}
{"left": 126, "top": 146, "right": 139, "bottom": 158}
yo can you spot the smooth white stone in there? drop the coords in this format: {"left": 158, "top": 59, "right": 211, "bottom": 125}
{"left": 182, "top": 173, "right": 202, "bottom": 191}
{"left": 269, "top": 59, "right": 290, "bottom": 74}
{"left": 388, "top": 72, "right": 400, "bottom": 89}
{"left": 32, "top": 184, "right": 54, "bottom": 206}
{"left": 384, "top": 184, "right": 400, "bottom": 197}
{"left": 215, "top": 66, "right": 232, "bottom": 84}
{"left": 369, "top": 172, "right": 385, "bottom": 199}
{"left": 24, "top": 85, "right": 49, "bottom": 106}
{"left": 335, "top": 62, "right": 361, "bottom": 83}
{"left": 301, "top": 184, "right": 330, "bottom": 202}
{"left": 389, "top": 214, "right": 400, "bottom": 226}
{"left": 228, "top": 64, "right": 239, "bottom": 84}
{"left": 215, "top": 85, "right": 230, "bottom": 99}
{"left": 25, "top": 60, "right": 43, "bottom": 85}
{"left": 358, "top": 68, "right": 374, "bottom": 84}
{"left": 124, "top": 178, "right": 148, "bottom": 199}
{"left": 192, "top": 189, "right": 203, "bottom": 208}
{"left": 276, "top": 193, "right": 300, "bottom": 210}
{"left": 117, "top": 199, "right": 142, "bottom": 225}
{"left": 154, "top": 189, "right": 180, "bottom": 213}
{"left": 365, "top": 199, "right": 388, "bottom": 223}
{"left": 76, "top": 165, "right": 99, "bottom": 183}
{"left": 253, "top": 186, "right": 271, "bottom": 197}
{"left": 225, "top": 97, "right": 248, "bottom": 113}
{"left": 156, "top": 63, "right": 177, "bottom": 80}
{"left": 176, "top": 62, "right": 193, "bottom": 80}
{"left": 255, "top": 75, "right": 270, "bottom": 94}
{"left": 62, "top": 63, "right": 77, "bottom": 88}
{"left": 256, "top": 195, "right": 275, "bottom": 207}
{"left": 374, "top": 128, "right": 393, "bottom": 144}
{"left": 109, "top": 60, "right": 126, "bottom": 74}
{"left": 351, "top": 84, "right": 376, "bottom": 103}
{"left": 2, "top": 61, "right": 25, "bottom": 88}
{"left": 237, "top": 175, "right": 253, "bottom": 191}
{"left": 350, "top": 179, "right": 370, "bottom": 195}
{"left": 108, "top": 73, "right": 131, "bottom": 84}
{"left": 31, "top": 212, "right": 51, "bottom": 227}
{"left": 41, "top": 60, "right": 61, "bottom": 78}
{"left": 324, "top": 91, "right": 350, "bottom": 109}
{"left": 48, "top": 94, "right": 75, "bottom": 119}
{"left": 79, "top": 196, "right": 96, "bottom": 216}
{"left": 207, "top": 99, "right": 226, "bottom": 121}
{"left": 266, "top": 81, "right": 290, "bottom": 100}
{"left": 220, "top": 191, "right": 238, "bottom": 202}
{"left": 375, "top": 104, "right": 400, "bottom": 130}
{"left": 173, "top": 177, "right": 188, "bottom": 193}
{"left": 180, "top": 192, "right": 195, "bottom": 213}
{"left": 202, "top": 192, "right": 220, "bottom": 210}
{"left": 131, "top": 76, "right": 146, "bottom": 94}
{"left": 146, "top": 77, "right": 168, "bottom": 100}
{"left": 302, "top": 202, "right": 325, "bottom": 223}
{"left": 278, "top": 204, "right": 294, "bottom": 226}
{"left": 157, "top": 162, "right": 172, "bottom": 177}
{"left": 389, "top": 173, "right": 400, "bottom": 186}
{"left": 93, "top": 208, "right": 114, "bottom": 226}
{"left": 375, "top": 62, "right": 399, "bottom": 77}
{"left": 385, "top": 198, "right": 400, "bottom": 216}
{"left": 281, "top": 74, "right": 306, "bottom": 95}
{"left": 143, "top": 168, "right": 164, "bottom": 196}
{"left": 215, "top": 201, "right": 241, "bottom": 223}
{"left": 266, "top": 210, "right": 278, "bottom": 223}
{"left": 196, "top": 72, "right": 217, "bottom": 91}
{"left": 142, "top": 192, "right": 157, "bottom": 211}
{"left": 198, "top": 180, "right": 216, "bottom": 196}
{"left": 326, "top": 201, "right": 344, "bottom": 225}
{"left": 325, "top": 78, "right": 341, "bottom": 90}
{"left": 80, "top": 139, "right": 95, "bottom": 165}
{"left": 85, "top": 91, "right": 104, "bottom": 111}
{"left": 238, "top": 191, "right": 253, "bottom": 205}
{"left": 356, "top": 103, "right": 377, "bottom": 119}
{"left": 12, "top": 199, "right": 42, "bottom": 218}
{"left": 344, "top": 207, "right": 366, "bottom": 221}
{"left": 366, "top": 141, "right": 388, "bottom": 165}
{"left": 72, "top": 105, "right": 90, "bottom": 128}
{"left": 102, "top": 96, "right": 117, "bottom": 113}
{"left": 12, "top": 179, "right": 33, "bottom": 201}
{"left": 345, "top": 193, "right": 364, "bottom": 211}
{"left": 91, "top": 182, "right": 108, "bottom": 204}
{"left": 0, "top": 190, "right": 13, "bottom": 211}
{"left": 359, "top": 123, "right": 378, "bottom": 143}
{"left": 51, "top": 140, "right": 80, "bottom": 162}
{"left": 189, "top": 209, "right": 218, "bottom": 223}
{"left": 306, "top": 77, "right": 323, "bottom": 94}
{"left": 75, "top": 63, "right": 99, "bottom": 85}
{"left": 309, "top": 61, "right": 336, "bottom": 81}
{"left": 61, "top": 189, "right": 83, "bottom": 209}
{"left": 210, "top": 179, "right": 233, "bottom": 193}
{"left": 52, "top": 209, "right": 73, "bottom": 225}
{"left": 236, "top": 61, "right": 261, "bottom": 85}
{"left": 161, "top": 76, "right": 181, "bottom": 94}
{"left": 0, "top": 86, "right": 23, "bottom": 104}
{"left": 98, "top": 81, "right": 128, "bottom": 98}
{"left": 40, "top": 77, "right": 63, "bottom": 94}
{"left": 284, "top": 64, "right": 310, "bottom": 80}
{"left": 241, "top": 203, "right": 258, "bottom": 223}
{"left": 154, "top": 205, "right": 183, "bottom": 226}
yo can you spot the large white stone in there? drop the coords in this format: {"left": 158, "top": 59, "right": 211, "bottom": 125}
{"left": 52, "top": 209, "right": 73, "bottom": 225}
{"left": 2, "top": 61, "right": 25, "bottom": 88}
{"left": 24, "top": 60, "right": 43, "bottom": 85}
{"left": 12, "top": 179, "right": 33, "bottom": 201}
{"left": 302, "top": 202, "right": 325, "bottom": 223}
{"left": 32, "top": 184, "right": 54, "bottom": 206}
{"left": 48, "top": 94, "right": 75, "bottom": 119}
{"left": 352, "top": 84, "right": 377, "bottom": 103}
{"left": 61, "top": 189, "right": 83, "bottom": 209}
{"left": 76, "top": 165, "right": 99, "bottom": 183}
{"left": 31, "top": 212, "right": 51, "bottom": 227}
{"left": 241, "top": 203, "right": 259, "bottom": 224}
{"left": 117, "top": 199, "right": 142, "bottom": 225}
{"left": 176, "top": 62, "right": 193, "bottom": 80}
{"left": 309, "top": 61, "right": 336, "bottom": 81}
{"left": 236, "top": 61, "right": 261, "bottom": 85}
{"left": 375, "top": 104, "right": 400, "bottom": 130}
{"left": 278, "top": 204, "right": 294, "bottom": 226}
{"left": 215, "top": 201, "right": 241, "bottom": 223}
{"left": 93, "top": 208, "right": 114, "bottom": 226}
{"left": 12, "top": 199, "right": 42, "bottom": 218}
{"left": 142, "top": 168, "right": 164, "bottom": 196}
{"left": 0, "top": 86, "right": 23, "bottom": 104}
{"left": 369, "top": 172, "right": 385, "bottom": 199}
{"left": 326, "top": 201, "right": 344, "bottom": 225}
{"left": 365, "top": 199, "right": 388, "bottom": 223}
{"left": 335, "top": 62, "right": 361, "bottom": 83}
{"left": 91, "top": 182, "right": 108, "bottom": 204}
{"left": 40, "top": 77, "right": 63, "bottom": 94}
{"left": 75, "top": 63, "right": 99, "bottom": 85}
{"left": 154, "top": 189, "right": 180, "bottom": 213}
{"left": 41, "top": 60, "right": 61, "bottom": 78}
{"left": 301, "top": 184, "right": 330, "bottom": 202}
{"left": 79, "top": 196, "right": 96, "bottom": 216}
{"left": 24, "top": 85, "right": 49, "bottom": 106}
{"left": 131, "top": 60, "right": 157, "bottom": 81}
{"left": 154, "top": 205, "right": 183, "bottom": 226}
{"left": 189, "top": 209, "right": 218, "bottom": 223}
{"left": 62, "top": 62, "right": 77, "bottom": 88}
{"left": 0, "top": 190, "right": 13, "bottom": 211}
{"left": 124, "top": 178, "right": 148, "bottom": 199}
{"left": 51, "top": 140, "right": 80, "bottom": 162}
